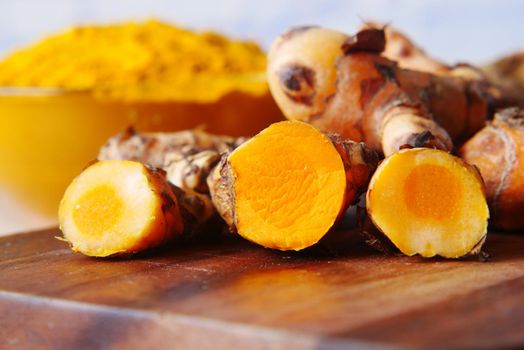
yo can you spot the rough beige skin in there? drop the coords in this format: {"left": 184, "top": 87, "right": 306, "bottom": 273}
{"left": 98, "top": 128, "right": 246, "bottom": 193}
{"left": 483, "top": 51, "right": 524, "bottom": 106}
{"left": 460, "top": 108, "right": 524, "bottom": 230}
{"left": 363, "top": 22, "right": 523, "bottom": 106}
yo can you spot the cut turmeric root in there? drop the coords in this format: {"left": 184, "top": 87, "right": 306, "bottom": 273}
{"left": 366, "top": 148, "right": 489, "bottom": 258}
{"left": 208, "top": 120, "right": 378, "bottom": 251}
{"left": 58, "top": 160, "right": 215, "bottom": 257}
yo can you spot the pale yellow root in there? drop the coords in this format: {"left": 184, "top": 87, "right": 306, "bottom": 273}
{"left": 59, "top": 160, "right": 214, "bottom": 257}
{"left": 366, "top": 148, "right": 489, "bottom": 258}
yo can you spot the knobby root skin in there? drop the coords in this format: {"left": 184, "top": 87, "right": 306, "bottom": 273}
{"left": 208, "top": 120, "right": 378, "bottom": 251}
{"left": 164, "top": 150, "right": 222, "bottom": 194}
{"left": 98, "top": 127, "right": 246, "bottom": 193}
{"left": 460, "top": 108, "right": 524, "bottom": 230}
{"left": 360, "top": 22, "right": 522, "bottom": 107}
{"left": 366, "top": 148, "right": 489, "bottom": 258}
{"left": 58, "top": 160, "right": 215, "bottom": 257}
{"left": 483, "top": 52, "right": 524, "bottom": 107}
{"left": 359, "top": 22, "right": 450, "bottom": 75}
{"left": 268, "top": 26, "right": 504, "bottom": 156}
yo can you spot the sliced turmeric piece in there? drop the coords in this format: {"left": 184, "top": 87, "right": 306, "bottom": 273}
{"left": 366, "top": 148, "right": 489, "bottom": 258}
{"left": 208, "top": 121, "right": 378, "bottom": 251}
{"left": 59, "top": 160, "right": 214, "bottom": 257}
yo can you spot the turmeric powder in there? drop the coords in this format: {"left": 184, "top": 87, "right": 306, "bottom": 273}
{"left": 0, "top": 19, "right": 267, "bottom": 102}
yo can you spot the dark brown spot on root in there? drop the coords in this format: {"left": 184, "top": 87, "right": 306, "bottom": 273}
{"left": 342, "top": 28, "right": 385, "bottom": 55}
{"left": 399, "top": 131, "right": 448, "bottom": 151}
{"left": 278, "top": 64, "right": 316, "bottom": 106}
{"left": 399, "top": 130, "right": 448, "bottom": 151}
{"left": 374, "top": 62, "right": 399, "bottom": 85}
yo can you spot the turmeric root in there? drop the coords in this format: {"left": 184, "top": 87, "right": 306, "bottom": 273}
{"left": 460, "top": 108, "right": 524, "bottom": 230}
{"left": 268, "top": 26, "right": 504, "bottom": 156}
{"left": 361, "top": 22, "right": 523, "bottom": 106}
{"left": 95, "top": 122, "right": 378, "bottom": 251}
{"left": 358, "top": 27, "right": 524, "bottom": 229}
{"left": 98, "top": 127, "right": 245, "bottom": 193}
{"left": 208, "top": 120, "right": 378, "bottom": 251}
{"left": 483, "top": 51, "right": 524, "bottom": 104}
{"left": 366, "top": 148, "right": 489, "bottom": 258}
{"left": 58, "top": 160, "right": 215, "bottom": 257}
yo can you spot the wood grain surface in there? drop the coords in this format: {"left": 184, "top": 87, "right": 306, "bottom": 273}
{"left": 1, "top": 228, "right": 524, "bottom": 350}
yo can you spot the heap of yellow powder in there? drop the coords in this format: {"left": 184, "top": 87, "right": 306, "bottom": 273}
{"left": 0, "top": 20, "right": 267, "bottom": 101}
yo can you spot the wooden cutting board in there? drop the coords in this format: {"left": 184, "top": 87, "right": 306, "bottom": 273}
{"left": 1, "top": 228, "right": 524, "bottom": 350}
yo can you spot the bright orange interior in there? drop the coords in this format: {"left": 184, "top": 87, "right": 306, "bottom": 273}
{"left": 72, "top": 184, "right": 124, "bottom": 239}
{"left": 403, "top": 164, "right": 461, "bottom": 221}
{"left": 229, "top": 121, "right": 346, "bottom": 251}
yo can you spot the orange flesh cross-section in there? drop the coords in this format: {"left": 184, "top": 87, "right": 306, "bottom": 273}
{"left": 403, "top": 164, "right": 461, "bottom": 220}
{"left": 72, "top": 184, "right": 124, "bottom": 239}
{"left": 367, "top": 148, "right": 489, "bottom": 258}
{"left": 229, "top": 121, "right": 347, "bottom": 251}
{"left": 59, "top": 160, "right": 173, "bottom": 257}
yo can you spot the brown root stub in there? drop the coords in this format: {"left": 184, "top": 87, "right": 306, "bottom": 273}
{"left": 341, "top": 28, "right": 386, "bottom": 55}
{"left": 366, "top": 148, "right": 489, "bottom": 258}
{"left": 460, "top": 108, "right": 524, "bottom": 230}
{"left": 268, "top": 25, "right": 508, "bottom": 156}
{"left": 208, "top": 121, "right": 378, "bottom": 251}
{"left": 359, "top": 22, "right": 450, "bottom": 75}
{"left": 207, "top": 156, "right": 237, "bottom": 229}
{"left": 58, "top": 160, "right": 215, "bottom": 257}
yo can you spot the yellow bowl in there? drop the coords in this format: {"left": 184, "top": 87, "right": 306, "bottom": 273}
{"left": 0, "top": 87, "right": 282, "bottom": 219}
